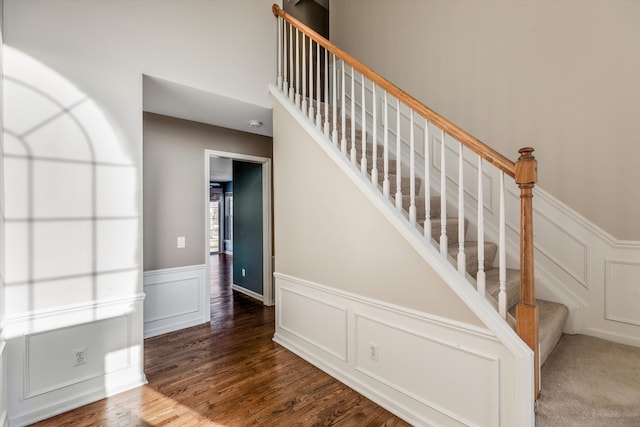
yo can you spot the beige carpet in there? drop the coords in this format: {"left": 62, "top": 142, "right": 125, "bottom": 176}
{"left": 536, "top": 334, "right": 640, "bottom": 426}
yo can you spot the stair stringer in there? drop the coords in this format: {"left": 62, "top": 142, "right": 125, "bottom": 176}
{"left": 270, "top": 84, "right": 535, "bottom": 426}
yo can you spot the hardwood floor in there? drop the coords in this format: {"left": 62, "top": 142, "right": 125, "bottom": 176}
{"left": 31, "top": 255, "right": 409, "bottom": 426}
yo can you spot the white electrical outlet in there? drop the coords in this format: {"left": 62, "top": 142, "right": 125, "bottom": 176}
{"left": 369, "top": 343, "right": 378, "bottom": 361}
{"left": 242, "top": 268, "right": 246, "bottom": 277}
{"left": 73, "top": 347, "right": 87, "bottom": 366}
{"left": 177, "top": 236, "right": 186, "bottom": 248}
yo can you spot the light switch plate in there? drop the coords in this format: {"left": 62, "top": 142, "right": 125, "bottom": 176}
{"left": 177, "top": 236, "right": 186, "bottom": 248}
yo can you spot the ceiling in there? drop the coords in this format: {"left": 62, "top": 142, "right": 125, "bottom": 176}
{"left": 142, "top": 75, "right": 273, "bottom": 138}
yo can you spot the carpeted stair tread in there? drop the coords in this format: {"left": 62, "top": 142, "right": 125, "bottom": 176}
{"left": 398, "top": 195, "right": 442, "bottom": 220}
{"left": 423, "top": 217, "right": 469, "bottom": 245}
{"left": 447, "top": 241, "right": 497, "bottom": 275}
{"left": 357, "top": 152, "right": 398, "bottom": 174}
{"left": 537, "top": 300, "right": 570, "bottom": 367}
{"left": 387, "top": 174, "right": 421, "bottom": 195}
{"left": 484, "top": 268, "right": 521, "bottom": 311}
{"left": 508, "top": 299, "right": 568, "bottom": 367}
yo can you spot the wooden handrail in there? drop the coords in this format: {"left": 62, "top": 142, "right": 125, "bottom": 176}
{"left": 272, "top": 4, "right": 516, "bottom": 177}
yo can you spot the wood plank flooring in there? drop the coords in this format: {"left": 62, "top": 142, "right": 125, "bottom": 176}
{"left": 31, "top": 255, "right": 409, "bottom": 426}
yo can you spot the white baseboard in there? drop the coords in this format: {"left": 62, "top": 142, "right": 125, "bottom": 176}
{"left": 232, "top": 284, "right": 264, "bottom": 302}
{"left": 274, "top": 273, "right": 534, "bottom": 426}
{"left": 8, "top": 376, "right": 147, "bottom": 427}
{"left": 143, "top": 264, "right": 208, "bottom": 338}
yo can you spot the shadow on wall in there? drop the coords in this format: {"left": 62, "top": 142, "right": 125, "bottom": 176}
{"left": 3, "top": 46, "right": 139, "bottom": 333}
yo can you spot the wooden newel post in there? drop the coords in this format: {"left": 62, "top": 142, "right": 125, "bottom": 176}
{"left": 514, "top": 147, "right": 540, "bottom": 400}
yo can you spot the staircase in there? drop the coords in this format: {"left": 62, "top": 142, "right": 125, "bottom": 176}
{"left": 334, "top": 116, "right": 569, "bottom": 369}
{"left": 272, "top": 3, "right": 569, "bottom": 408}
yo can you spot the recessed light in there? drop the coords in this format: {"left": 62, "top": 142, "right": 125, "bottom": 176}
{"left": 248, "top": 120, "right": 263, "bottom": 129}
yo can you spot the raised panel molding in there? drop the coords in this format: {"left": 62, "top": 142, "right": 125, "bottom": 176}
{"left": 354, "top": 313, "right": 499, "bottom": 427}
{"left": 143, "top": 264, "right": 208, "bottom": 338}
{"left": 273, "top": 273, "right": 531, "bottom": 426}
{"left": 6, "top": 295, "right": 146, "bottom": 427}
{"left": 278, "top": 286, "right": 348, "bottom": 362}
{"left": 605, "top": 261, "right": 640, "bottom": 326}
{"left": 25, "top": 315, "right": 131, "bottom": 398}
{"left": 0, "top": 340, "right": 6, "bottom": 427}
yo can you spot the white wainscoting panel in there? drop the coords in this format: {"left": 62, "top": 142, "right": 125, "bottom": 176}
{"left": 355, "top": 314, "right": 498, "bottom": 427}
{"left": 278, "top": 287, "right": 348, "bottom": 362}
{"left": 605, "top": 261, "right": 640, "bottom": 327}
{"left": 6, "top": 296, "right": 146, "bottom": 427}
{"left": 143, "top": 264, "right": 208, "bottom": 338}
{"left": 274, "top": 273, "right": 532, "bottom": 426}
{"left": 25, "top": 316, "right": 130, "bottom": 398}
{"left": 0, "top": 340, "right": 7, "bottom": 427}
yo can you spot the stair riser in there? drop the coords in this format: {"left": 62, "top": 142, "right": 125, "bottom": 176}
{"left": 429, "top": 219, "right": 469, "bottom": 246}
{"left": 448, "top": 242, "right": 498, "bottom": 276}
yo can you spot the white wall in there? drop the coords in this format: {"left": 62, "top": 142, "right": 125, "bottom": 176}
{"left": 0, "top": 1, "right": 8, "bottom": 424}
{"left": 330, "top": 0, "right": 640, "bottom": 241}
{"left": 2, "top": 0, "right": 277, "bottom": 423}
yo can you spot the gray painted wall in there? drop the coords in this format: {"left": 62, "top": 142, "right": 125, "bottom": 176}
{"left": 331, "top": 0, "right": 640, "bottom": 240}
{"left": 232, "top": 161, "right": 263, "bottom": 295}
{"left": 143, "top": 112, "right": 272, "bottom": 271}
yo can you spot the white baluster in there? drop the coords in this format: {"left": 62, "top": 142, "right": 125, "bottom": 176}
{"left": 499, "top": 171, "right": 507, "bottom": 319}
{"left": 288, "top": 24, "right": 294, "bottom": 100}
{"left": 301, "top": 34, "right": 307, "bottom": 114}
{"left": 395, "top": 99, "right": 402, "bottom": 210}
{"left": 361, "top": 74, "right": 367, "bottom": 175}
{"left": 332, "top": 54, "right": 338, "bottom": 144}
{"left": 282, "top": 20, "right": 289, "bottom": 95}
{"left": 340, "top": 61, "right": 347, "bottom": 154}
{"left": 440, "top": 130, "right": 448, "bottom": 256}
{"left": 383, "top": 92, "right": 390, "bottom": 198}
{"left": 316, "top": 42, "right": 321, "bottom": 128}
{"left": 424, "top": 118, "right": 431, "bottom": 239}
{"left": 295, "top": 29, "right": 301, "bottom": 108}
{"left": 371, "top": 84, "right": 378, "bottom": 185}
{"left": 277, "top": 17, "right": 282, "bottom": 90}
{"left": 308, "top": 38, "right": 314, "bottom": 120}
{"left": 457, "top": 143, "right": 466, "bottom": 275}
{"left": 409, "top": 110, "right": 416, "bottom": 224}
{"left": 323, "top": 49, "right": 329, "bottom": 136}
{"left": 477, "top": 157, "right": 486, "bottom": 296}
{"left": 350, "top": 68, "right": 357, "bottom": 164}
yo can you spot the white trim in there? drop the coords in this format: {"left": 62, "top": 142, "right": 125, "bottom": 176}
{"left": 204, "top": 150, "right": 274, "bottom": 308}
{"left": 275, "top": 272, "right": 496, "bottom": 340}
{"left": 273, "top": 273, "right": 533, "bottom": 426}
{"left": 4, "top": 294, "right": 145, "bottom": 338}
{"left": 6, "top": 295, "right": 146, "bottom": 426}
{"left": 231, "top": 284, "right": 264, "bottom": 302}
{"left": 143, "top": 264, "right": 207, "bottom": 338}
{"left": 8, "top": 376, "right": 146, "bottom": 427}
{"left": 24, "top": 314, "right": 133, "bottom": 398}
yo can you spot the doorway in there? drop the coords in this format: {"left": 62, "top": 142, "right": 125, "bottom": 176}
{"left": 204, "top": 150, "right": 273, "bottom": 316}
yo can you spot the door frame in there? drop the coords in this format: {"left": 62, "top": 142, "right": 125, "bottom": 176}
{"left": 204, "top": 149, "right": 273, "bottom": 315}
